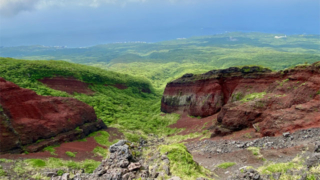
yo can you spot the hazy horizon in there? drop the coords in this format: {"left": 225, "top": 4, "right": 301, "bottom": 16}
{"left": 1, "top": 0, "right": 319, "bottom": 47}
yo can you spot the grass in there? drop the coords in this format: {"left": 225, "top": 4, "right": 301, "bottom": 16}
{"left": 247, "top": 147, "right": 261, "bottom": 156}
{"left": 259, "top": 162, "right": 301, "bottom": 174}
{"left": 0, "top": 58, "right": 182, "bottom": 142}
{"left": 216, "top": 162, "right": 236, "bottom": 169}
{"left": 57, "top": 170, "right": 65, "bottom": 176}
{"left": 25, "top": 159, "right": 46, "bottom": 168}
{"left": 24, "top": 158, "right": 100, "bottom": 173}
{"left": 92, "top": 146, "right": 108, "bottom": 157}
{"left": 0, "top": 166, "right": 6, "bottom": 176}
{"left": 43, "top": 145, "right": 59, "bottom": 155}
{"left": 240, "top": 92, "right": 267, "bottom": 102}
{"left": 159, "top": 143, "right": 213, "bottom": 180}
{"left": 65, "top": 151, "right": 77, "bottom": 158}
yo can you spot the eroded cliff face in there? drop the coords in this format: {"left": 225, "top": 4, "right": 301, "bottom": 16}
{"left": 0, "top": 77, "right": 107, "bottom": 154}
{"left": 161, "top": 62, "right": 320, "bottom": 136}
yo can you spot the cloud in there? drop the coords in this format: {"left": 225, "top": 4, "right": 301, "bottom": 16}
{"left": 0, "top": 0, "right": 40, "bottom": 17}
{"left": 0, "top": 0, "right": 152, "bottom": 17}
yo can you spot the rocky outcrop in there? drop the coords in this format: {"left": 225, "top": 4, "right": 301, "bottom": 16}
{"left": 65, "top": 140, "right": 172, "bottom": 180}
{"left": 0, "top": 77, "right": 107, "bottom": 154}
{"left": 161, "top": 62, "right": 320, "bottom": 136}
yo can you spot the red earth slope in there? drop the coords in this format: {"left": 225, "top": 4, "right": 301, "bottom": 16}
{"left": 161, "top": 62, "right": 320, "bottom": 137}
{"left": 0, "top": 77, "right": 106, "bottom": 154}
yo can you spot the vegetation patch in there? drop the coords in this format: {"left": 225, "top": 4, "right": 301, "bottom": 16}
{"left": 0, "top": 165, "right": 7, "bottom": 176}
{"left": 217, "top": 162, "right": 236, "bottom": 169}
{"left": 240, "top": 92, "right": 267, "bottom": 102}
{"left": 259, "top": 162, "right": 301, "bottom": 174}
{"left": 159, "top": 143, "right": 213, "bottom": 180}
{"left": 92, "top": 146, "right": 108, "bottom": 157}
{"left": 65, "top": 151, "right": 77, "bottom": 158}
{"left": 247, "top": 147, "right": 263, "bottom": 158}
{"left": 43, "top": 145, "right": 59, "bottom": 155}
{"left": 25, "top": 159, "right": 46, "bottom": 168}
{"left": 0, "top": 58, "right": 182, "bottom": 143}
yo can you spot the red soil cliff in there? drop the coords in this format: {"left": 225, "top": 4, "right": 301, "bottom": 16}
{"left": 161, "top": 62, "right": 320, "bottom": 137}
{"left": 0, "top": 77, "right": 106, "bottom": 154}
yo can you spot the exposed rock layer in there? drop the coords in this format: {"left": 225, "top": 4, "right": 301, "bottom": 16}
{"left": 39, "top": 77, "right": 95, "bottom": 95}
{"left": 0, "top": 77, "right": 106, "bottom": 154}
{"left": 161, "top": 62, "right": 320, "bottom": 136}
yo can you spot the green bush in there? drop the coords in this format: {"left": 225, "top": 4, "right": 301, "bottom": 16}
{"left": 159, "top": 143, "right": 212, "bottom": 180}
{"left": 57, "top": 170, "right": 64, "bottom": 176}
{"left": 25, "top": 159, "right": 46, "bottom": 168}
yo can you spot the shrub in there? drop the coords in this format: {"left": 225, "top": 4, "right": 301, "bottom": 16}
{"left": 25, "top": 159, "right": 46, "bottom": 168}
{"left": 159, "top": 143, "right": 212, "bottom": 179}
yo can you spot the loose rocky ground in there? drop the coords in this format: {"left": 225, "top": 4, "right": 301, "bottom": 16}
{"left": 186, "top": 128, "right": 320, "bottom": 180}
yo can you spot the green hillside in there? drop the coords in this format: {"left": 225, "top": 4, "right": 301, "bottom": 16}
{"left": 1, "top": 32, "right": 319, "bottom": 89}
{"left": 0, "top": 58, "right": 179, "bottom": 141}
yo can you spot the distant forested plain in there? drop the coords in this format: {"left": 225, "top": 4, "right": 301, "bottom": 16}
{"left": 1, "top": 32, "right": 319, "bottom": 89}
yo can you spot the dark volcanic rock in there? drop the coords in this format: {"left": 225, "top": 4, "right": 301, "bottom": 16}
{"left": 88, "top": 140, "right": 149, "bottom": 180}
{"left": 0, "top": 77, "right": 107, "bottom": 154}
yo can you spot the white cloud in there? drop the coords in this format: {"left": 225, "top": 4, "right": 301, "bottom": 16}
{"left": 0, "top": 0, "right": 40, "bottom": 17}
{"left": 0, "top": 0, "right": 154, "bottom": 17}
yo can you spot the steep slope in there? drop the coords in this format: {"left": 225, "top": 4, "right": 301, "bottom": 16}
{"left": 0, "top": 58, "right": 179, "bottom": 142}
{"left": 0, "top": 77, "right": 106, "bottom": 154}
{"left": 161, "top": 62, "right": 320, "bottom": 137}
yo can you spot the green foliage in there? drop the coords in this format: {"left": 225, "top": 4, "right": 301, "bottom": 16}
{"left": 92, "top": 146, "right": 108, "bottom": 157}
{"left": 124, "top": 133, "right": 141, "bottom": 143}
{"left": 260, "top": 162, "right": 300, "bottom": 174}
{"left": 247, "top": 147, "right": 261, "bottom": 156}
{"left": 232, "top": 92, "right": 244, "bottom": 101}
{"left": 89, "top": 131, "right": 111, "bottom": 146}
{"left": 25, "top": 159, "right": 46, "bottom": 167}
{"left": 2, "top": 33, "right": 319, "bottom": 90}
{"left": 0, "top": 159, "right": 13, "bottom": 163}
{"left": 216, "top": 162, "right": 236, "bottom": 169}
{"left": 0, "top": 57, "right": 153, "bottom": 92}
{"left": 65, "top": 151, "right": 76, "bottom": 158}
{"left": 240, "top": 92, "right": 267, "bottom": 102}
{"left": 43, "top": 145, "right": 59, "bottom": 155}
{"left": 56, "top": 170, "right": 65, "bottom": 176}
{"left": 23, "top": 158, "right": 100, "bottom": 173}
{"left": 0, "top": 58, "right": 181, "bottom": 142}
{"left": 0, "top": 165, "right": 6, "bottom": 176}
{"left": 159, "top": 143, "right": 212, "bottom": 180}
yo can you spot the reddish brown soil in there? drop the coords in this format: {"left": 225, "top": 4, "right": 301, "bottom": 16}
{"left": 169, "top": 112, "right": 216, "bottom": 135}
{"left": 39, "top": 77, "right": 95, "bottom": 95}
{"left": 0, "top": 136, "right": 102, "bottom": 161}
{"left": 0, "top": 128, "right": 124, "bottom": 161}
{"left": 106, "top": 127, "right": 125, "bottom": 141}
{"left": 0, "top": 77, "right": 101, "bottom": 153}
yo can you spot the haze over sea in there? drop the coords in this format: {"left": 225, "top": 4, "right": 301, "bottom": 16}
{"left": 0, "top": 0, "right": 319, "bottom": 47}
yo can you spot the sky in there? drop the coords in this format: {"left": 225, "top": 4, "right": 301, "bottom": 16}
{"left": 0, "top": 0, "right": 319, "bottom": 47}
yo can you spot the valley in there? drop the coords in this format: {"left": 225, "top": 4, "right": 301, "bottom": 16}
{"left": 0, "top": 33, "right": 320, "bottom": 180}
